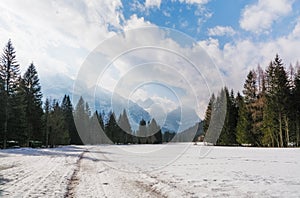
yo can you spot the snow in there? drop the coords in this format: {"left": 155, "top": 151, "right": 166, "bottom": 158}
{"left": 1, "top": 144, "right": 300, "bottom": 197}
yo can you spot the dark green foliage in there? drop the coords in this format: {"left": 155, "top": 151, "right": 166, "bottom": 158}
{"left": 236, "top": 93, "right": 253, "bottom": 145}
{"left": 217, "top": 88, "right": 238, "bottom": 145}
{"left": 0, "top": 40, "right": 21, "bottom": 148}
{"left": 203, "top": 94, "right": 215, "bottom": 135}
{"left": 61, "top": 95, "right": 82, "bottom": 145}
{"left": 48, "top": 101, "right": 69, "bottom": 147}
{"left": 23, "top": 63, "right": 43, "bottom": 145}
{"left": 203, "top": 54, "right": 299, "bottom": 147}
{"left": 263, "top": 55, "right": 290, "bottom": 147}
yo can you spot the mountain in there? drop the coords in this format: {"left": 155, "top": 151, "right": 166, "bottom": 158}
{"left": 94, "top": 88, "right": 151, "bottom": 130}
{"left": 162, "top": 106, "right": 200, "bottom": 133}
{"left": 42, "top": 74, "right": 199, "bottom": 133}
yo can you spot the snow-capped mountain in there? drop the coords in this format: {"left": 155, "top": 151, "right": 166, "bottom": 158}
{"left": 162, "top": 106, "right": 201, "bottom": 133}
{"left": 42, "top": 74, "right": 200, "bottom": 132}
{"left": 93, "top": 88, "right": 151, "bottom": 130}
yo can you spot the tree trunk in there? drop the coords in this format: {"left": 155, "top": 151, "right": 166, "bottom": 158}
{"left": 279, "top": 113, "right": 284, "bottom": 147}
{"left": 284, "top": 115, "right": 289, "bottom": 147}
{"left": 3, "top": 100, "right": 8, "bottom": 149}
{"left": 296, "top": 120, "right": 300, "bottom": 147}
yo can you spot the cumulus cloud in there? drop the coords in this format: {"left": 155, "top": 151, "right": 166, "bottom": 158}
{"left": 208, "top": 26, "right": 236, "bottom": 37}
{"left": 199, "top": 18, "right": 300, "bottom": 93}
{"left": 0, "top": 0, "right": 123, "bottom": 78}
{"left": 240, "top": 0, "right": 294, "bottom": 34}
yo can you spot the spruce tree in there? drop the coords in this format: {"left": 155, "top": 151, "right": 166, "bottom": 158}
{"left": 61, "top": 95, "right": 82, "bottom": 145}
{"left": 264, "top": 55, "right": 290, "bottom": 147}
{"left": 0, "top": 40, "right": 20, "bottom": 148}
{"left": 43, "top": 98, "right": 51, "bottom": 147}
{"left": 74, "top": 97, "right": 89, "bottom": 144}
{"left": 48, "top": 101, "right": 69, "bottom": 147}
{"left": 118, "top": 109, "right": 132, "bottom": 144}
{"left": 23, "top": 63, "right": 43, "bottom": 145}
{"left": 203, "top": 94, "right": 215, "bottom": 135}
{"left": 292, "top": 68, "right": 300, "bottom": 146}
{"left": 236, "top": 93, "right": 253, "bottom": 145}
{"left": 137, "top": 119, "right": 147, "bottom": 144}
{"left": 105, "top": 112, "right": 118, "bottom": 144}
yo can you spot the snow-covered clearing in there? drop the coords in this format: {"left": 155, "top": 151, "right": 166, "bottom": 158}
{"left": 0, "top": 143, "right": 300, "bottom": 197}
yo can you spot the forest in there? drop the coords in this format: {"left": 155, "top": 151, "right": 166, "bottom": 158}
{"left": 0, "top": 40, "right": 168, "bottom": 149}
{"left": 1, "top": 39, "right": 300, "bottom": 148}
{"left": 203, "top": 54, "right": 300, "bottom": 147}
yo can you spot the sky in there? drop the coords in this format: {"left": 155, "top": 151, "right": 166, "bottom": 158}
{"left": 0, "top": 0, "right": 300, "bottom": 118}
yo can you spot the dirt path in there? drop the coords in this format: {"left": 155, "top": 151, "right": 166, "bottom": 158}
{"left": 65, "top": 150, "right": 88, "bottom": 198}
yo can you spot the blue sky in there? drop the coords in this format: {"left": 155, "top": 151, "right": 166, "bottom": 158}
{"left": 0, "top": 0, "right": 300, "bottom": 118}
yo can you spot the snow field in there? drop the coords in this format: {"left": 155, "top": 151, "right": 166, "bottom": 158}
{"left": 1, "top": 144, "right": 300, "bottom": 197}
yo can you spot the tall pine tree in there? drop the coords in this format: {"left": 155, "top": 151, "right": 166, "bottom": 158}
{"left": 23, "top": 63, "right": 43, "bottom": 145}
{"left": 0, "top": 40, "right": 20, "bottom": 148}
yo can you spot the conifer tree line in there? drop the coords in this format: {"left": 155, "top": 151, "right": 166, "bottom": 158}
{"left": 73, "top": 96, "right": 163, "bottom": 145}
{"left": 0, "top": 39, "right": 165, "bottom": 148}
{"left": 204, "top": 54, "right": 300, "bottom": 147}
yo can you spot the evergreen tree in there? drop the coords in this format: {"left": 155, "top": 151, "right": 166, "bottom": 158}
{"left": 10, "top": 77, "right": 27, "bottom": 145}
{"left": 137, "top": 119, "right": 147, "bottom": 144}
{"left": 105, "top": 112, "right": 118, "bottom": 144}
{"left": 236, "top": 93, "right": 253, "bottom": 145}
{"left": 61, "top": 95, "right": 82, "bottom": 145}
{"left": 118, "top": 109, "right": 132, "bottom": 144}
{"left": 241, "top": 70, "right": 258, "bottom": 145}
{"left": 204, "top": 88, "right": 227, "bottom": 145}
{"left": 203, "top": 94, "right": 215, "bottom": 135}
{"left": 48, "top": 101, "right": 69, "bottom": 147}
{"left": 74, "top": 97, "right": 89, "bottom": 144}
{"left": 292, "top": 68, "right": 300, "bottom": 146}
{"left": 264, "top": 55, "right": 290, "bottom": 147}
{"left": 43, "top": 98, "right": 51, "bottom": 147}
{"left": 149, "top": 118, "right": 162, "bottom": 144}
{"left": 217, "top": 88, "right": 237, "bottom": 145}
{"left": 23, "top": 63, "right": 43, "bottom": 145}
{"left": 0, "top": 40, "right": 20, "bottom": 148}
{"left": 0, "top": 77, "right": 5, "bottom": 146}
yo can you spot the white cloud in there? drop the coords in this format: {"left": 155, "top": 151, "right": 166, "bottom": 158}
{"left": 0, "top": 0, "right": 124, "bottom": 78}
{"left": 208, "top": 26, "right": 236, "bottom": 37}
{"left": 240, "top": 0, "right": 294, "bottom": 34}
{"left": 199, "top": 18, "right": 300, "bottom": 94}
{"left": 145, "top": 0, "right": 161, "bottom": 9}
{"left": 177, "top": 0, "right": 210, "bottom": 5}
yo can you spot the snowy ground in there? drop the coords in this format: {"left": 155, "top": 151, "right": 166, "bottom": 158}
{"left": 0, "top": 143, "right": 300, "bottom": 197}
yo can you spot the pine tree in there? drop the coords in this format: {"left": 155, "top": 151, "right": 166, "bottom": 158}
{"left": 203, "top": 94, "right": 215, "bottom": 135}
{"left": 74, "top": 97, "right": 89, "bottom": 144}
{"left": 204, "top": 88, "right": 226, "bottom": 145}
{"left": 0, "top": 40, "right": 20, "bottom": 148}
{"left": 264, "top": 55, "right": 290, "bottom": 147}
{"left": 118, "top": 109, "right": 132, "bottom": 144}
{"left": 23, "top": 63, "right": 43, "bottom": 145}
{"left": 0, "top": 77, "right": 5, "bottom": 146}
{"left": 105, "top": 112, "right": 118, "bottom": 144}
{"left": 61, "top": 95, "right": 82, "bottom": 145}
{"left": 241, "top": 70, "right": 258, "bottom": 145}
{"left": 137, "top": 119, "right": 147, "bottom": 144}
{"left": 48, "top": 101, "right": 69, "bottom": 147}
{"left": 292, "top": 68, "right": 300, "bottom": 146}
{"left": 43, "top": 98, "right": 51, "bottom": 147}
{"left": 236, "top": 92, "right": 253, "bottom": 145}
{"left": 217, "top": 88, "right": 237, "bottom": 145}
{"left": 148, "top": 118, "right": 162, "bottom": 144}
{"left": 11, "top": 77, "right": 27, "bottom": 145}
